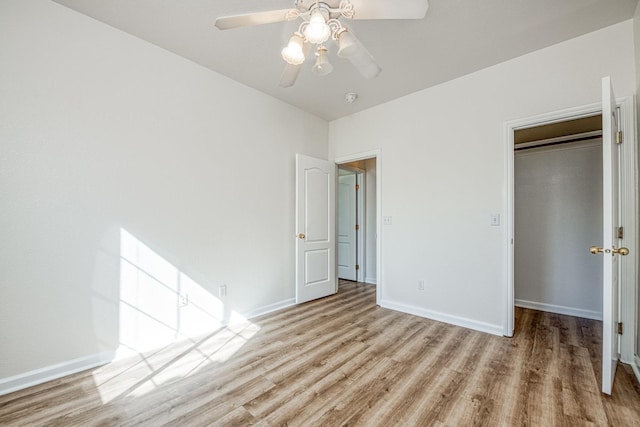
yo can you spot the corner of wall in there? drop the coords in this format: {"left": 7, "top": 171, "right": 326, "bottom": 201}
{"left": 379, "top": 299, "right": 504, "bottom": 337}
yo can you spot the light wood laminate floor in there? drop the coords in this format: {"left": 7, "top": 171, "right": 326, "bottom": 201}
{"left": 1, "top": 280, "right": 640, "bottom": 426}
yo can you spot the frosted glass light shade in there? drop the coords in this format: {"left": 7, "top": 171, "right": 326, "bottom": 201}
{"left": 337, "top": 29, "right": 360, "bottom": 58}
{"left": 312, "top": 46, "right": 333, "bottom": 76}
{"left": 304, "top": 10, "right": 331, "bottom": 44}
{"left": 281, "top": 33, "right": 305, "bottom": 65}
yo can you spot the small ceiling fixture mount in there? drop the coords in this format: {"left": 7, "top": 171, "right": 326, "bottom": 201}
{"left": 345, "top": 92, "right": 358, "bottom": 103}
{"left": 215, "top": 0, "right": 430, "bottom": 88}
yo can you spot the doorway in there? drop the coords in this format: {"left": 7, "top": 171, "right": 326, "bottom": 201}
{"left": 337, "top": 160, "right": 376, "bottom": 285}
{"left": 514, "top": 116, "right": 604, "bottom": 320}
{"left": 337, "top": 167, "right": 363, "bottom": 281}
{"left": 335, "top": 150, "right": 381, "bottom": 305}
{"left": 504, "top": 95, "right": 639, "bottom": 392}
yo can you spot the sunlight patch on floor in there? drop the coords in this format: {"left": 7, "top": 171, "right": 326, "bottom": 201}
{"left": 91, "top": 229, "right": 260, "bottom": 403}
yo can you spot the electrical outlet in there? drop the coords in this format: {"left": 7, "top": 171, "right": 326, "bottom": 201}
{"left": 418, "top": 280, "right": 425, "bottom": 291}
{"left": 383, "top": 216, "right": 393, "bottom": 225}
{"left": 219, "top": 284, "right": 227, "bottom": 298}
{"left": 179, "top": 294, "right": 188, "bottom": 307}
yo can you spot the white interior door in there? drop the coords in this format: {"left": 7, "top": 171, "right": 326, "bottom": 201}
{"left": 338, "top": 174, "right": 357, "bottom": 280}
{"left": 295, "top": 154, "right": 336, "bottom": 303}
{"left": 600, "top": 76, "right": 622, "bottom": 395}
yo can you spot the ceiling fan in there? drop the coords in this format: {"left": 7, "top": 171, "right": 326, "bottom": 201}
{"left": 215, "top": 0, "right": 430, "bottom": 87}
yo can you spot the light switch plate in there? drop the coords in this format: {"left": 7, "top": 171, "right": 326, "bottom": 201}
{"left": 383, "top": 216, "right": 392, "bottom": 225}
{"left": 490, "top": 213, "right": 500, "bottom": 226}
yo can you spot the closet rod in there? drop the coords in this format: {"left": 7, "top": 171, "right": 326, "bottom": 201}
{"left": 515, "top": 131, "right": 602, "bottom": 152}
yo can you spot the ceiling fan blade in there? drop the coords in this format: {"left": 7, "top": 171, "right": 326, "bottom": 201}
{"left": 346, "top": 45, "right": 382, "bottom": 79}
{"left": 279, "top": 64, "right": 302, "bottom": 88}
{"left": 348, "top": 0, "right": 429, "bottom": 20}
{"left": 279, "top": 43, "right": 311, "bottom": 88}
{"left": 335, "top": 30, "right": 381, "bottom": 79}
{"left": 215, "top": 9, "right": 297, "bottom": 30}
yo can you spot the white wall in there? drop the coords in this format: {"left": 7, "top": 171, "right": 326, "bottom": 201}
{"left": 515, "top": 141, "right": 603, "bottom": 319}
{"left": 329, "top": 21, "right": 637, "bottom": 334}
{"left": 365, "top": 158, "right": 377, "bottom": 284}
{"left": 0, "top": 0, "right": 327, "bottom": 386}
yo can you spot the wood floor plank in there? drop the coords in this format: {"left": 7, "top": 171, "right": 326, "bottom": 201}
{"left": 1, "top": 281, "right": 639, "bottom": 426}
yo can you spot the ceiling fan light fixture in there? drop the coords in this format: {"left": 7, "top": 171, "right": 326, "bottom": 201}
{"left": 281, "top": 32, "right": 306, "bottom": 65}
{"left": 312, "top": 45, "right": 333, "bottom": 76}
{"left": 336, "top": 28, "right": 360, "bottom": 58}
{"left": 304, "top": 9, "right": 331, "bottom": 44}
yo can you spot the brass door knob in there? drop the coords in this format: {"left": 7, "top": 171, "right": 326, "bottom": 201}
{"left": 613, "top": 247, "right": 630, "bottom": 256}
{"left": 297, "top": 233, "right": 306, "bottom": 239}
{"left": 590, "top": 246, "right": 630, "bottom": 256}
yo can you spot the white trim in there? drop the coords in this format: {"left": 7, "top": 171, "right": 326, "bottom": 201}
{"left": 0, "top": 296, "right": 298, "bottom": 397}
{"left": 335, "top": 149, "right": 382, "bottom": 306}
{"left": 0, "top": 351, "right": 115, "bottom": 397}
{"left": 633, "top": 355, "right": 640, "bottom": 384}
{"left": 356, "top": 172, "right": 365, "bottom": 282}
{"left": 515, "top": 299, "right": 602, "bottom": 321}
{"left": 381, "top": 300, "right": 503, "bottom": 336}
{"left": 617, "top": 96, "right": 638, "bottom": 365}
{"left": 242, "top": 298, "right": 296, "bottom": 320}
{"left": 505, "top": 118, "right": 515, "bottom": 337}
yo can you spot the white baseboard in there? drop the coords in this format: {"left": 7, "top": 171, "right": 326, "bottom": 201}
{"left": 0, "top": 350, "right": 115, "bottom": 397}
{"left": 243, "top": 298, "right": 296, "bottom": 320}
{"left": 633, "top": 355, "right": 640, "bottom": 385}
{"left": 380, "top": 300, "right": 503, "bottom": 336}
{"left": 0, "top": 297, "right": 297, "bottom": 397}
{"left": 364, "top": 277, "right": 377, "bottom": 285}
{"left": 515, "top": 299, "right": 602, "bottom": 321}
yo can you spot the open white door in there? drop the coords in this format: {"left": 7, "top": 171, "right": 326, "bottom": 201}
{"left": 338, "top": 174, "right": 357, "bottom": 280}
{"left": 295, "top": 154, "right": 336, "bottom": 303}
{"left": 595, "top": 76, "right": 629, "bottom": 395}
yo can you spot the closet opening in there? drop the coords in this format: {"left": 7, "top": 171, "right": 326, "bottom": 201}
{"left": 514, "top": 114, "right": 603, "bottom": 320}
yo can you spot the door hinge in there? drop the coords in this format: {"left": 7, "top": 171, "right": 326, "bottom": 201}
{"left": 355, "top": 184, "right": 360, "bottom": 190}
{"left": 355, "top": 264, "right": 360, "bottom": 270}
{"left": 616, "top": 131, "right": 623, "bottom": 144}
{"left": 617, "top": 226, "right": 624, "bottom": 239}
{"left": 355, "top": 224, "right": 360, "bottom": 231}
{"left": 617, "top": 322, "right": 623, "bottom": 335}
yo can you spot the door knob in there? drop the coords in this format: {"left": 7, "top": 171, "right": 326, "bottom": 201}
{"left": 590, "top": 246, "right": 630, "bottom": 256}
{"left": 297, "top": 233, "right": 306, "bottom": 239}
{"left": 613, "top": 247, "right": 630, "bottom": 256}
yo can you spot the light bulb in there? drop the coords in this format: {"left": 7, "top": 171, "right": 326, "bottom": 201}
{"left": 304, "top": 10, "right": 331, "bottom": 44}
{"left": 281, "top": 33, "right": 305, "bottom": 65}
{"left": 312, "top": 46, "right": 333, "bottom": 76}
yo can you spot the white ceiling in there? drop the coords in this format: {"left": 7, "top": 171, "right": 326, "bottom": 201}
{"left": 53, "top": 0, "right": 639, "bottom": 121}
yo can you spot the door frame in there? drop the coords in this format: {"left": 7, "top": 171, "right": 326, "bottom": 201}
{"left": 356, "top": 173, "right": 365, "bottom": 283}
{"left": 504, "top": 98, "right": 637, "bottom": 366}
{"left": 335, "top": 149, "right": 382, "bottom": 305}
